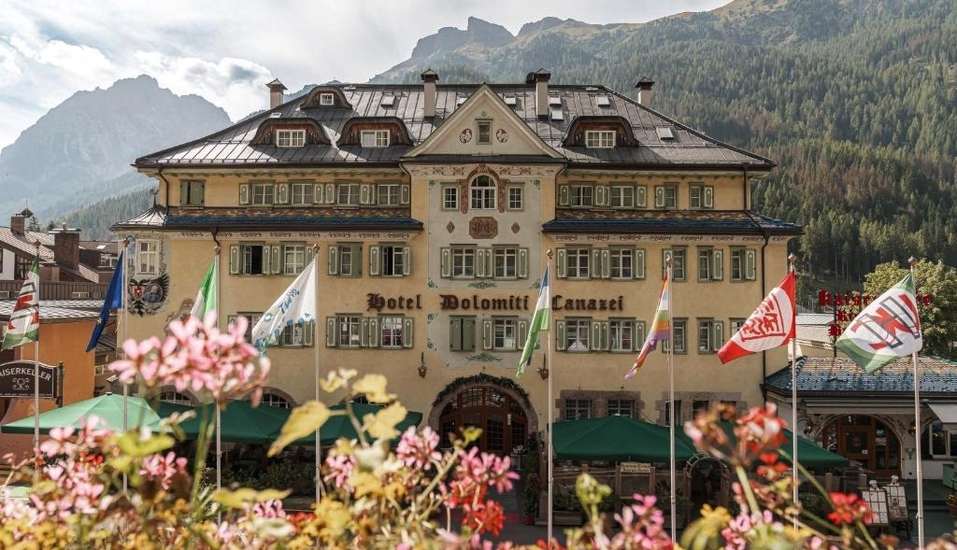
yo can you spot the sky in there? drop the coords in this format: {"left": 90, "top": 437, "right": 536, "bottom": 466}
{"left": 0, "top": 0, "right": 729, "bottom": 150}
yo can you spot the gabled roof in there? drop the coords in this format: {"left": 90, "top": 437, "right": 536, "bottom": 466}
{"left": 0, "top": 228, "right": 100, "bottom": 283}
{"left": 134, "top": 81, "right": 774, "bottom": 170}
{"left": 765, "top": 355, "right": 957, "bottom": 396}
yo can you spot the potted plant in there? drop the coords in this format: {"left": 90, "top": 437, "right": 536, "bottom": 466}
{"left": 946, "top": 493, "right": 957, "bottom": 517}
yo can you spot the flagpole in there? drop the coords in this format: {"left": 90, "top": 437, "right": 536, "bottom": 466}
{"left": 543, "top": 250, "right": 554, "bottom": 547}
{"left": 788, "top": 253, "right": 799, "bottom": 525}
{"left": 910, "top": 256, "right": 924, "bottom": 549}
{"left": 32, "top": 242, "right": 40, "bottom": 461}
{"left": 213, "top": 249, "right": 222, "bottom": 492}
{"left": 313, "top": 244, "right": 322, "bottom": 503}
{"left": 121, "top": 237, "right": 131, "bottom": 492}
{"left": 665, "top": 254, "right": 676, "bottom": 536}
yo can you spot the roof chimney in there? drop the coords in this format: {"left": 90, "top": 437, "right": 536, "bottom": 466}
{"left": 10, "top": 213, "right": 25, "bottom": 236}
{"left": 421, "top": 69, "right": 439, "bottom": 118}
{"left": 51, "top": 225, "right": 81, "bottom": 271}
{"left": 635, "top": 77, "right": 655, "bottom": 107}
{"left": 526, "top": 69, "right": 551, "bottom": 119}
{"left": 266, "top": 78, "right": 287, "bottom": 110}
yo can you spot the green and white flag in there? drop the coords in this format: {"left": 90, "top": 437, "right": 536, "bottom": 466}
{"left": 835, "top": 272, "right": 922, "bottom": 374}
{"left": 517, "top": 267, "right": 549, "bottom": 379}
{"left": 251, "top": 256, "right": 317, "bottom": 351}
{"left": 190, "top": 257, "right": 218, "bottom": 320}
{"left": 2, "top": 256, "right": 40, "bottom": 350}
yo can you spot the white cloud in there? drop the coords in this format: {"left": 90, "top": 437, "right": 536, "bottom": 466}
{"left": 0, "top": 0, "right": 731, "bottom": 149}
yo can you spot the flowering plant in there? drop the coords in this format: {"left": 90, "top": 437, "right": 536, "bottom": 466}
{"left": 947, "top": 493, "right": 957, "bottom": 506}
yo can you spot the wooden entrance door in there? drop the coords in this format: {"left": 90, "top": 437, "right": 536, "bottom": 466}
{"left": 825, "top": 415, "right": 901, "bottom": 477}
{"left": 439, "top": 385, "right": 528, "bottom": 455}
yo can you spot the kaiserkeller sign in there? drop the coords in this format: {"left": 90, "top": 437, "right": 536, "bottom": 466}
{"left": 0, "top": 360, "right": 64, "bottom": 401}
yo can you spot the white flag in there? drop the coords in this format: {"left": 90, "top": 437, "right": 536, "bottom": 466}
{"left": 250, "top": 257, "right": 317, "bottom": 350}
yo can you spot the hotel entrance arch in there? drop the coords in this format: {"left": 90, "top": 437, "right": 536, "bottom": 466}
{"left": 819, "top": 415, "right": 901, "bottom": 477}
{"left": 431, "top": 374, "right": 537, "bottom": 456}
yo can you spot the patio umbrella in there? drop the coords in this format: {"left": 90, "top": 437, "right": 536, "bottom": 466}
{"left": 0, "top": 393, "right": 161, "bottom": 434}
{"left": 159, "top": 399, "right": 290, "bottom": 445}
{"left": 285, "top": 402, "right": 424, "bottom": 446}
{"left": 552, "top": 416, "right": 697, "bottom": 462}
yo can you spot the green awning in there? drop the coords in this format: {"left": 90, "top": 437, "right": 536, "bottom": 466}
{"left": 678, "top": 423, "right": 849, "bottom": 469}
{"left": 0, "top": 393, "right": 161, "bottom": 434}
{"left": 553, "top": 416, "right": 697, "bottom": 462}
{"left": 291, "top": 402, "right": 424, "bottom": 446}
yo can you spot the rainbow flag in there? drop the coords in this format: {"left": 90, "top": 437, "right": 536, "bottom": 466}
{"left": 625, "top": 272, "right": 670, "bottom": 379}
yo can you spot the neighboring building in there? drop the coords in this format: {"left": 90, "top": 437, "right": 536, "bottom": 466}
{"left": 117, "top": 70, "right": 800, "bottom": 459}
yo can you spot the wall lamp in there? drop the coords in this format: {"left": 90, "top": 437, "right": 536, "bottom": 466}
{"left": 538, "top": 357, "right": 549, "bottom": 380}
{"left": 417, "top": 352, "right": 428, "bottom": 378}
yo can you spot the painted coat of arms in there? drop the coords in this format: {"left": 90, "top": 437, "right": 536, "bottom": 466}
{"left": 128, "top": 274, "right": 170, "bottom": 316}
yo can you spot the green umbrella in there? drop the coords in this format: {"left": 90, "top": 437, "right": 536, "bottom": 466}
{"left": 552, "top": 416, "right": 697, "bottom": 462}
{"left": 677, "top": 423, "right": 849, "bottom": 469}
{"left": 287, "top": 402, "right": 424, "bottom": 446}
{"left": 0, "top": 393, "right": 161, "bottom": 434}
{"left": 161, "top": 400, "right": 291, "bottom": 445}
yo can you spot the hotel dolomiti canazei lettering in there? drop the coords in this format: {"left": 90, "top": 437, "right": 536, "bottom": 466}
{"left": 366, "top": 293, "right": 624, "bottom": 312}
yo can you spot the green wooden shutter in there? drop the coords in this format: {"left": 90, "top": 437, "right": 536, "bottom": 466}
{"left": 599, "top": 321, "right": 610, "bottom": 351}
{"left": 745, "top": 250, "right": 756, "bottom": 280}
{"left": 314, "top": 183, "right": 324, "bottom": 204}
{"left": 634, "top": 249, "right": 646, "bottom": 279}
{"left": 440, "top": 247, "right": 451, "bottom": 278}
{"left": 328, "top": 246, "right": 339, "bottom": 275}
{"left": 360, "top": 184, "right": 372, "bottom": 205}
{"left": 262, "top": 246, "right": 271, "bottom": 275}
{"left": 704, "top": 186, "right": 714, "bottom": 209}
{"left": 517, "top": 248, "right": 529, "bottom": 279}
{"left": 635, "top": 321, "right": 646, "bottom": 351}
{"left": 595, "top": 185, "right": 607, "bottom": 207}
{"left": 351, "top": 244, "right": 362, "bottom": 276}
{"left": 325, "top": 317, "right": 337, "bottom": 347}
{"left": 270, "top": 244, "right": 282, "bottom": 274}
{"left": 324, "top": 183, "right": 335, "bottom": 204}
{"left": 712, "top": 249, "right": 724, "bottom": 281}
{"left": 402, "top": 246, "right": 411, "bottom": 276}
{"left": 518, "top": 320, "right": 529, "bottom": 351}
{"left": 462, "top": 318, "right": 476, "bottom": 351}
{"left": 276, "top": 183, "right": 289, "bottom": 204}
{"left": 482, "top": 319, "right": 493, "bottom": 350}
{"left": 239, "top": 183, "right": 250, "bottom": 205}
{"left": 558, "top": 185, "right": 569, "bottom": 206}
{"left": 636, "top": 186, "right": 647, "bottom": 207}
{"left": 400, "top": 184, "right": 411, "bottom": 206}
{"left": 556, "top": 320, "right": 567, "bottom": 351}
{"left": 591, "top": 248, "right": 601, "bottom": 279}
{"left": 369, "top": 245, "right": 380, "bottom": 277}
{"left": 229, "top": 245, "right": 240, "bottom": 275}
{"left": 591, "top": 321, "right": 603, "bottom": 351}
{"left": 402, "top": 318, "right": 414, "bottom": 348}
{"left": 600, "top": 249, "right": 611, "bottom": 279}
{"left": 711, "top": 321, "right": 724, "bottom": 352}
{"left": 556, "top": 248, "right": 568, "bottom": 278}
{"left": 360, "top": 318, "right": 371, "bottom": 347}
{"left": 303, "top": 321, "right": 315, "bottom": 347}
{"left": 450, "top": 318, "right": 462, "bottom": 351}
{"left": 654, "top": 186, "right": 664, "bottom": 208}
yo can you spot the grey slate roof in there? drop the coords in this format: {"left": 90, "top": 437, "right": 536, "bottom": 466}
{"left": 765, "top": 355, "right": 957, "bottom": 396}
{"left": 543, "top": 210, "right": 801, "bottom": 236}
{"left": 0, "top": 299, "right": 102, "bottom": 321}
{"left": 135, "top": 83, "right": 774, "bottom": 170}
{"left": 0, "top": 228, "right": 100, "bottom": 283}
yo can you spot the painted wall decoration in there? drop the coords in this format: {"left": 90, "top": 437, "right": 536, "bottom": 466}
{"left": 459, "top": 128, "right": 472, "bottom": 143}
{"left": 496, "top": 128, "right": 508, "bottom": 143}
{"left": 128, "top": 273, "right": 170, "bottom": 316}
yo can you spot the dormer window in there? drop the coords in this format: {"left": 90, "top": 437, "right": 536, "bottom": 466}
{"left": 320, "top": 93, "right": 335, "bottom": 106}
{"left": 276, "top": 129, "right": 305, "bottom": 148}
{"left": 361, "top": 129, "right": 390, "bottom": 148}
{"left": 585, "top": 130, "right": 615, "bottom": 149}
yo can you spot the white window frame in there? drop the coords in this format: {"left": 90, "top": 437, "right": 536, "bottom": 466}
{"left": 570, "top": 184, "right": 593, "bottom": 207}
{"left": 697, "top": 318, "right": 723, "bottom": 354}
{"left": 493, "top": 247, "right": 519, "bottom": 279}
{"left": 664, "top": 248, "right": 687, "bottom": 281}
{"left": 377, "top": 183, "right": 401, "bottom": 206}
{"left": 564, "top": 399, "right": 592, "bottom": 420}
{"left": 492, "top": 317, "right": 518, "bottom": 351}
{"left": 280, "top": 321, "right": 315, "bottom": 347}
{"left": 378, "top": 244, "right": 407, "bottom": 277}
{"left": 477, "top": 120, "right": 492, "bottom": 144}
{"left": 585, "top": 130, "right": 615, "bottom": 148}
{"left": 654, "top": 185, "right": 678, "bottom": 209}
{"left": 607, "top": 399, "right": 636, "bottom": 418}
{"left": 136, "top": 239, "right": 159, "bottom": 275}
{"left": 290, "top": 182, "right": 315, "bottom": 205}
{"left": 361, "top": 129, "right": 390, "bottom": 148}
{"left": 380, "top": 316, "right": 405, "bottom": 348}
{"left": 566, "top": 247, "right": 591, "bottom": 279}
{"left": 337, "top": 315, "right": 362, "bottom": 348}
{"left": 283, "top": 244, "right": 307, "bottom": 275}
{"left": 180, "top": 180, "right": 204, "bottom": 206}
{"left": 689, "top": 184, "right": 714, "bottom": 210}
{"left": 241, "top": 243, "right": 266, "bottom": 275}
{"left": 276, "top": 129, "right": 305, "bottom": 148}
{"left": 337, "top": 183, "right": 361, "bottom": 206}
{"left": 609, "top": 319, "right": 634, "bottom": 352}
{"left": 470, "top": 175, "right": 496, "bottom": 210}
{"left": 697, "top": 247, "right": 724, "bottom": 282}
{"left": 609, "top": 248, "right": 634, "bottom": 279}
{"left": 507, "top": 186, "right": 524, "bottom": 210}
{"left": 730, "top": 248, "right": 757, "bottom": 281}
{"left": 443, "top": 185, "right": 459, "bottom": 210}
{"left": 451, "top": 246, "right": 476, "bottom": 278}
{"left": 610, "top": 186, "right": 634, "bottom": 208}
{"left": 251, "top": 183, "right": 275, "bottom": 205}
{"left": 319, "top": 93, "right": 335, "bottom": 106}
{"left": 565, "top": 318, "right": 591, "bottom": 352}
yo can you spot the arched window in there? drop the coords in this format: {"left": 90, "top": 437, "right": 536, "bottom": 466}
{"left": 261, "top": 392, "right": 292, "bottom": 409}
{"left": 158, "top": 390, "right": 193, "bottom": 405}
{"left": 470, "top": 175, "right": 496, "bottom": 210}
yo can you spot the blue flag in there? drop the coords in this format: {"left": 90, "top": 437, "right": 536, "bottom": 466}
{"left": 86, "top": 252, "right": 124, "bottom": 353}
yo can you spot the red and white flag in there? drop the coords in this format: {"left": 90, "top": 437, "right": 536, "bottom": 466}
{"left": 717, "top": 271, "right": 796, "bottom": 364}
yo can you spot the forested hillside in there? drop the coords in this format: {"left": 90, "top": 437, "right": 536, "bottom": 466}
{"left": 61, "top": 189, "right": 154, "bottom": 241}
{"left": 378, "top": 0, "right": 957, "bottom": 281}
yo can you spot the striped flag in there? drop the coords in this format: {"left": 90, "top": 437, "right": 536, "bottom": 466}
{"left": 3, "top": 256, "right": 40, "bottom": 350}
{"left": 517, "top": 267, "right": 550, "bottom": 379}
{"left": 625, "top": 272, "right": 670, "bottom": 379}
{"left": 190, "top": 257, "right": 218, "bottom": 320}
{"left": 251, "top": 257, "right": 317, "bottom": 351}
{"left": 717, "top": 271, "right": 796, "bottom": 364}
{"left": 835, "top": 273, "right": 922, "bottom": 373}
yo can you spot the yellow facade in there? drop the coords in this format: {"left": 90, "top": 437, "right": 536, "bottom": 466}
{"left": 122, "top": 77, "right": 799, "bottom": 455}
